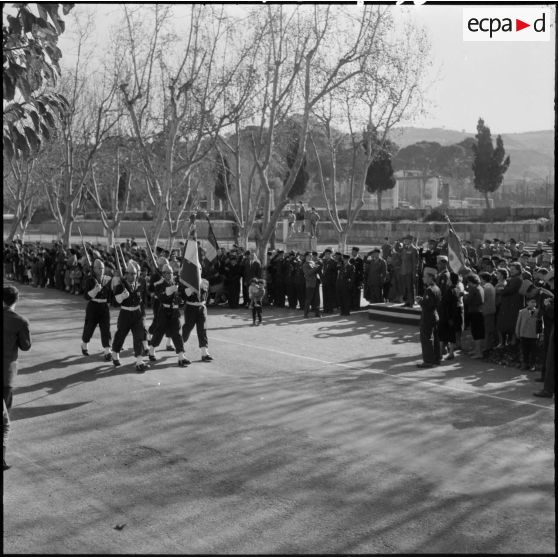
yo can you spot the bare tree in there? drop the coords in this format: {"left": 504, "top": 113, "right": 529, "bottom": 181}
{"left": 43, "top": 11, "right": 122, "bottom": 246}
{"left": 3, "top": 156, "right": 45, "bottom": 241}
{"left": 310, "top": 15, "right": 430, "bottom": 251}
{"left": 225, "top": 5, "right": 402, "bottom": 263}
{"left": 117, "top": 5, "right": 258, "bottom": 248}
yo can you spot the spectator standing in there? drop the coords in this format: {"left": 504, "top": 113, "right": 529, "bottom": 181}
{"left": 308, "top": 207, "right": 320, "bottom": 238}
{"left": 515, "top": 297, "right": 542, "bottom": 371}
{"left": 464, "top": 274, "right": 485, "bottom": 359}
{"left": 3, "top": 285, "right": 32, "bottom": 470}
{"left": 479, "top": 272, "right": 496, "bottom": 356}
{"left": 295, "top": 201, "right": 306, "bottom": 233}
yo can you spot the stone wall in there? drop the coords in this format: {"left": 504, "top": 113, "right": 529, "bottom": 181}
{"left": 10, "top": 217, "right": 553, "bottom": 246}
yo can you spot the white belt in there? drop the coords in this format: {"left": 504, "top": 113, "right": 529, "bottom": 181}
{"left": 162, "top": 303, "right": 177, "bottom": 309}
{"left": 121, "top": 305, "right": 140, "bottom": 311}
{"left": 186, "top": 301, "right": 205, "bottom": 307}
{"left": 90, "top": 298, "right": 107, "bottom": 303}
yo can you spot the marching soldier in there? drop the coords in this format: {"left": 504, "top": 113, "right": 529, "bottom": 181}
{"left": 147, "top": 257, "right": 174, "bottom": 351}
{"left": 181, "top": 277, "right": 214, "bottom": 362}
{"left": 147, "top": 264, "right": 190, "bottom": 367}
{"left": 80, "top": 258, "right": 112, "bottom": 360}
{"left": 111, "top": 260, "right": 149, "bottom": 373}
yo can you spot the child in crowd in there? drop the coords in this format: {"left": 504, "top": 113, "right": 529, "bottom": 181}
{"left": 249, "top": 278, "right": 266, "bottom": 326}
{"left": 515, "top": 296, "right": 542, "bottom": 371}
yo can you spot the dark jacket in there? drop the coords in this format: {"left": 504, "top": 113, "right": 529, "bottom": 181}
{"left": 3, "top": 307, "right": 32, "bottom": 387}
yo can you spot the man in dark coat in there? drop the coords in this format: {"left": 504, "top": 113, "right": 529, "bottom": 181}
{"left": 321, "top": 248, "right": 338, "bottom": 313}
{"left": 365, "top": 249, "right": 387, "bottom": 303}
{"left": 302, "top": 251, "right": 322, "bottom": 318}
{"left": 3, "top": 285, "right": 32, "bottom": 470}
{"left": 349, "top": 246, "right": 364, "bottom": 310}
{"left": 337, "top": 254, "right": 355, "bottom": 316}
{"left": 416, "top": 268, "right": 442, "bottom": 368}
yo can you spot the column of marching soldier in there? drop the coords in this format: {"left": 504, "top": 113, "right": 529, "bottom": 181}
{"left": 81, "top": 253, "right": 213, "bottom": 373}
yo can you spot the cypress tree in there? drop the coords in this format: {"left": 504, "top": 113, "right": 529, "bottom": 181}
{"left": 365, "top": 150, "right": 396, "bottom": 211}
{"left": 472, "top": 118, "right": 510, "bottom": 208}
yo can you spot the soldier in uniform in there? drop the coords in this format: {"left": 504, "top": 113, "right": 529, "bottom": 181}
{"left": 365, "top": 248, "right": 387, "bottom": 303}
{"left": 416, "top": 268, "right": 442, "bottom": 368}
{"left": 147, "top": 264, "right": 190, "bottom": 367}
{"left": 321, "top": 248, "right": 338, "bottom": 313}
{"left": 147, "top": 257, "right": 174, "bottom": 351}
{"left": 302, "top": 251, "right": 322, "bottom": 318}
{"left": 111, "top": 260, "right": 149, "bottom": 373}
{"left": 337, "top": 254, "right": 355, "bottom": 316}
{"left": 349, "top": 247, "right": 364, "bottom": 310}
{"left": 181, "top": 277, "right": 214, "bottom": 362}
{"left": 80, "top": 258, "right": 112, "bottom": 360}
{"left": 435, "top": 255, "right": 451, "bottom": 297}
{"left": 400, "top": 235, "right": 419, "bottom": 307}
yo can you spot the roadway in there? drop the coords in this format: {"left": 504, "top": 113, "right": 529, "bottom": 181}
{"left": 3, "top": 284, "right": 555, "bottom": 554}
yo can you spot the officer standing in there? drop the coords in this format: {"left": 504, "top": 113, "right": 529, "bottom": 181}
{"left": 400, "top": 235, "right": 419, "bottom": 307}
{"left": 336, "top": 254, "right": 355, "bottom": 316}
{"left": 302, "top": 251, "right": 322, "bottom": 318}
{"left": 416, "top": 268, "right": 442, "bottom": 368}
{"left": 321, "top": 248, "right": 338, "bottom": 313}
{"left": 349, "top": 247, "right": 364, "bottom": 310}
{"left": 81, "top": 258, "right": 112, "bottom": 360}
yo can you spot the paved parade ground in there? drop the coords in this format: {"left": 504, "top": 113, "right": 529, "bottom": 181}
{"left": 3, "top": 284, "right": 555, "bottom": 555}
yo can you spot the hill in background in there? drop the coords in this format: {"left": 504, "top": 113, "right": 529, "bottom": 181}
{"left": 390, "top": 127, "right": 554, "bottom": 180}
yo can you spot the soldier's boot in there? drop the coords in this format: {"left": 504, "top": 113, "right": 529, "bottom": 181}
{"left": 112, "top": 351, "right": 121, "bottom": 367}
{"left": 81, "top": 342, "right": 89, "bottom": 356}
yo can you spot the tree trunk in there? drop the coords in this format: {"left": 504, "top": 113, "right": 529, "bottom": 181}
{"left": 337, "top": 229, "right": 348, "bottom": 254}
{"left": 377, "top": 190, "right": 382, "bottom": 212}
{"left": 7, "top": 218, "right": 22, "bottom": 243}
{"left": 484, "top": 190, "right": 490, "bottom": 210}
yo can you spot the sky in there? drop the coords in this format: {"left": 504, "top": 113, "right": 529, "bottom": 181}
{"left": 57, "top": 2, "right": 556, "bottom": 135}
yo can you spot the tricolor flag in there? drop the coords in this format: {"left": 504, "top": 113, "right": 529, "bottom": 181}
{"left": 446, "top": 224, "right": 467, "bottom": 275}
{"left": 204, "top": 214, "right": 219, "bottom": 263}
{"left": 180, "top": 222, "right": 202, "bottom": 294}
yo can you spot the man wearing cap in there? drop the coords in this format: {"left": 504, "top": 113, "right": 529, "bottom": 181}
{"left": 416, "top": 268, "right": 442, "bottom": 368}
{"left": 321, "top": 248, "right": 338, "bottom": 313}
{"left": 337, "top": 254, "right": 355, "bottom": 316}
{"left": 302, "top": 251, "right": 322, "bottom": 318}
{"left": 400, "top": 235, "right": 419, "bottom": 307}
{"left": 111, "top": 260, "right": 149, "bottom": 372}
{"left": 349, "top": 247, "right": 364, "bottom": 310}
{"left": 365, "top": 249, "right": 387, "bottom": 304}
{"left": 80, "top": 258, "right": 112, "bottom": 360}
{"left": 147, "top": 264, "right": 189, "bottom": 367}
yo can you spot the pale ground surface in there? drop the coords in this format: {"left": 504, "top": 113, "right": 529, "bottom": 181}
{"left": 3, "top": 283, "right": 555, "bottom": 555}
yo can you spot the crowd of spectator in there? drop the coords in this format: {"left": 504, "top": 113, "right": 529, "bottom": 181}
{"left": 3, "top": 233, "right": 554, "bottom": 394}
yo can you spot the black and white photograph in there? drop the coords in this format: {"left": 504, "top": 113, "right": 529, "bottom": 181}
{"left": 3, "top": 1, "right": 555, "bottom": 555}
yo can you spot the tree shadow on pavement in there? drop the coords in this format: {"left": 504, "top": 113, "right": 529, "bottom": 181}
{"left": 14, "top": 364, "right": 132, "bottom": 396}
{"left": 10, "top": 401, "right": 91, "bottom": 421}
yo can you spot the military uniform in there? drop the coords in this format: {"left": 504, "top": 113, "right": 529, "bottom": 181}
{"left": 111, "top": 262, "right": 149, "bottom": 371}
{"left": 349, "top": 250, "right": 364, "bottom": 310}
{"left": 148, "top": 265, "right": 189, "bottom": 366}
{"left": 181, "top": 279, "right": 213, "bottom": 361}
{"left": 337, "top": 257, "right": 355, "bottom": 316}
{"left": 81, "top": 260, "right": 112, "bottom": 360}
